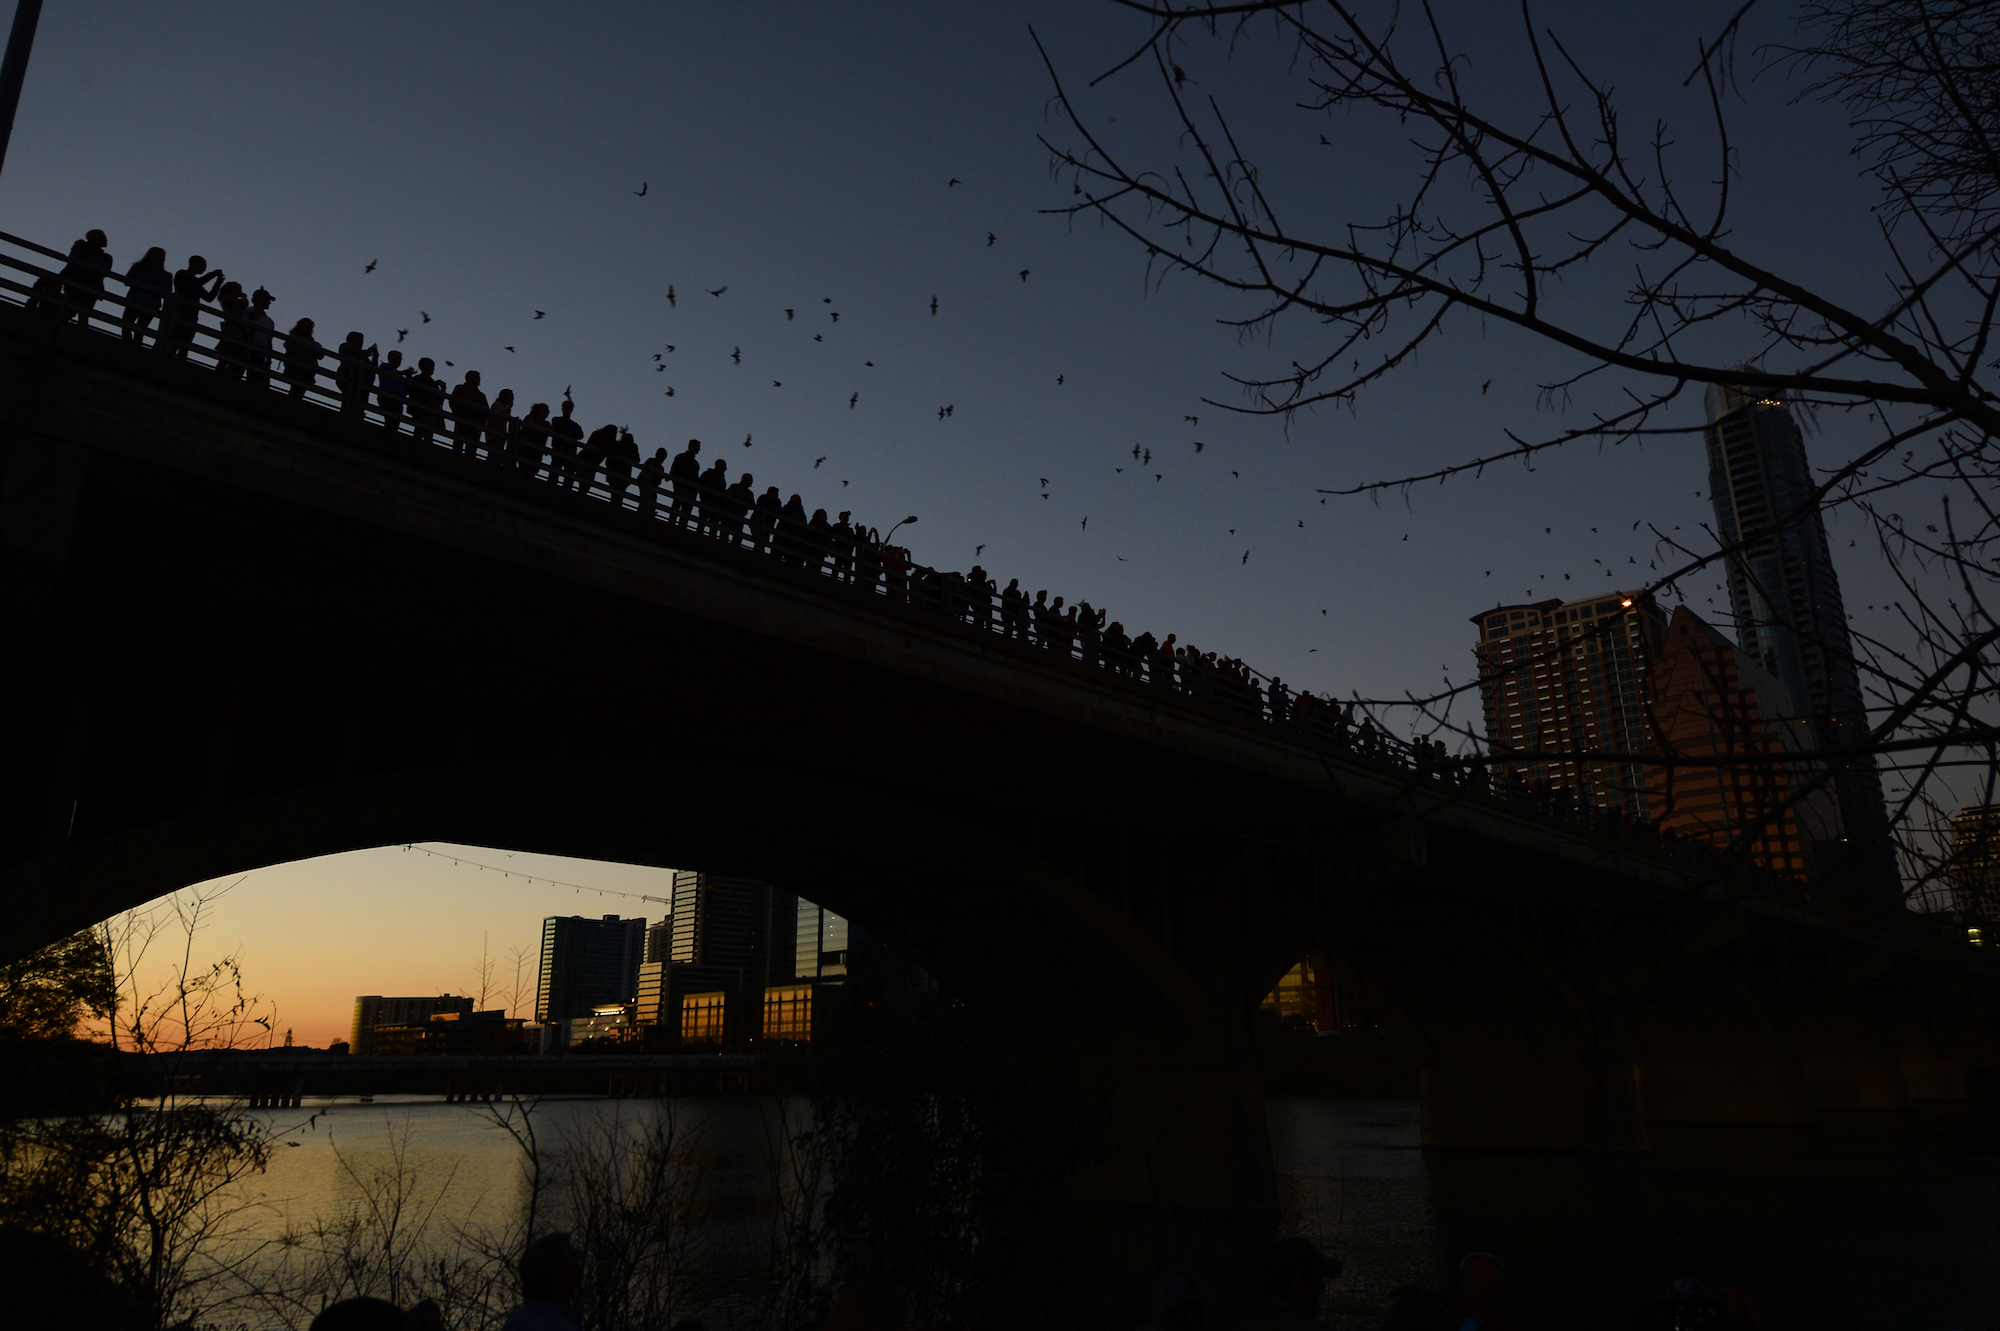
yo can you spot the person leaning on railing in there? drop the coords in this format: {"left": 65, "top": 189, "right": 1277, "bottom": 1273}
{"left": 409, "top": 358, "right": 446, "bottom": 443}
{"left": 448, "top": 370, "right": 486, "bottom": 453}
{"left": 548, "top": 399, "right": 584, "bottom": 490}
{"left": 213, "top": 281, "right": 250, "bottom": 380}
{"left": 57, "top": 230, "right": 112, "bottom": 325}
{"left": 121, "top": 247, "right": 171, "bottom": 344}
{"left": 334, "top": 332, "right": 376, "bottom": 416}
{"left": 281, "top": 318, "right": 321, "bottom": 397}
{"left": 168, "top": 255, "right": 225, "bottom": 358}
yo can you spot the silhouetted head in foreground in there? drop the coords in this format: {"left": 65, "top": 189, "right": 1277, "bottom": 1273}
{"left": 308, "top": 1297, "right": 405, "bottom": 1331}
{"left": 1654, "top": 1278, "right": 1727, "bottom": 1330}
{"left": 519, "top": 1231, "right": 583, "bottom": 1306}
{"left": 1255, "top": 1235, "right": 1341, "bottom": 1318}
{"left": 824, "top": 1282, "right": 908, "bottom": 1331}
{"left": 0, "top": 1226, "right": 141, "bottom": 1331}
{"left": 1381, "top": 1284, "right": 1455, "bottom": 1331}
{"left": 1459, "top": 1253, "right": 1508, "bottom": 1320}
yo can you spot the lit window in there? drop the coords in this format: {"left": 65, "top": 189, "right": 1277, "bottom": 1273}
{"left": 1971, "top": 927, "right": 1985, "bottom": 947}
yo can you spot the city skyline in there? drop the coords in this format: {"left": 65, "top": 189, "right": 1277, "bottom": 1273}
{"left": 12, "top": 0, "right": 1950, "bottom": 1014}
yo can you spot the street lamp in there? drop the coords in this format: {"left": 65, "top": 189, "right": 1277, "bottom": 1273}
{"left": 883, "top": 515, "right": 918, "bottom": 546}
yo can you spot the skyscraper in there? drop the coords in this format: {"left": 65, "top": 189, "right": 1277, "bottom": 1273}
{"left": 1471, "top": 590, "right": 1666, "bottom": 815}
{"left": 666, "top": 871, "right": 796, "bottom": 1043}
{"left": 1703, "top": 380, "right": 1895, "bottom": 897}
{"left": 795, "top": 899, "right": 850, "bottom": 981}
{"left": 535, "top": 914, "right": 647, "bottom": 1024}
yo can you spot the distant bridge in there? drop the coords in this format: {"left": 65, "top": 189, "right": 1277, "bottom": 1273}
{"left": 0, "top": 230, "right": 1990, "bottom": 1289}
{"left": 137, "top": 1051, "right": 764, "bottom": 1105}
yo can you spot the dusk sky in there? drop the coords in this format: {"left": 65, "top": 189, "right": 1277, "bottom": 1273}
{"left": 6, "top": 2, "right": 1940, "bottom": 1042}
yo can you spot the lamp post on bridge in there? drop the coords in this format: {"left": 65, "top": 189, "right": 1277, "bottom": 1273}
{"left": 882, "top": 514, "right": 918, "bottom": 547}
{"left": 0, "top": 0, "right": 43, "bottom": 184}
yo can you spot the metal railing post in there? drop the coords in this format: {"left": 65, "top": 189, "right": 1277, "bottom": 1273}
{"left": 0, "top": 0, "right": 44, "bottom": 183}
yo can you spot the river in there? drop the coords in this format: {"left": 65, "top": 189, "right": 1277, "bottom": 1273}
{"left": 224, "top": 1094, "right": 1991, "bottom": 1329}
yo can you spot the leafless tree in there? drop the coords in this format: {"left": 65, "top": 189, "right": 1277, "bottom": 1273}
{"left": 1038, "top": 0, "right": 2000, "bottom": 911}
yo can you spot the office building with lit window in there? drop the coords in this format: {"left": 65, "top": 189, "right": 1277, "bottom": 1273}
{"left": 1949, "top": 805, "right": 2000, "bottom": 921}
{"left": 665, "top": 871, "right": 796, "bottom": 1045}
{"left": 350, "top": 994, "right": 474, "bottom": 1055}
{"left": 535, "top": 915, "right": 647, "bottom": 1024}
{"left": 1704, "top": 380, "right": 1895, "bottom": 897}
{"left": 1471, "top": 590, "right": 1666, "bottom": 814}
{"left": 1646, "top": 605, "right": 1844, "bottom": 879}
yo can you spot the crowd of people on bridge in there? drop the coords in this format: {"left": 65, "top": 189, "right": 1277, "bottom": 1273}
{"left": 26, "top": 232, "right": 1381, "bottom": 728}
{"left": 7, "top": 231, "right": 1833, "bottom": 884}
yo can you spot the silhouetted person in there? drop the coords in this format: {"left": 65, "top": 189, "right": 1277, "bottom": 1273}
{"left": 377, "top": 348, "right": 411, "bottom": 428}
{"left": 121, "top": 246, "right": 170, "bottom": 343}
{"left": 334, "top": 332, "right": 376, "bottom": 417}
{"left": 669, "top": 439, "right": 702, "bottom": 525}
{"left": 637, "top": 447, "right": 668, "bottom": 518}
{"left": 809, "top": 507, "right": 836, "bottom": 570}
{"left": 503, "top": 1232, "right": 583, "bottom": 1331}
{"left": 696, "top": 457, "right": 730, "bottom": 537}
{"left": 608, "top": 428, "right": 640, "bottom": 501}
{"left": 242, "top": 287, "right": 277, "bottom": 388}
{"left": 57, "top": 229, "right": 112, "bottom": 325}
{"left": 548, "top": 399, "right": 585, "bottom": 489}
{"left": 1457, "top": 1253, "right": 1516, "bottom": 1331}
{"left": 410, "top": 358, "right": 446, "bottom": 443}
{"left": 167, "top": 255, "right": 225, "bottom": 358}
{"left": 779, "top": 493, "right": 810, "bottom": 563}
{"left": 1380, "top": 1286, "right": 1456, "bottom": 1331}
{"left": 449, "top": 370, "right": 487, "bottom": 454}
{"left": 754, "top": 484, "right": 784, "bottom": 553}
{"left": 1001, "top": 579, "right": 1026, "bottom": 638}
{"left": 486, "top": 389, "right": 517, "bottom": 459}
{"left": 310, "top": 1299, "right": 407, "bottom": 1331}
{"left": 282, "top": 318, "right": 322, "bottom": 398}
{"left": 582, "top": 422, "right": 619, "bottom": 495}
{"left": 1228, "top": 1236, "right": 1340, "bottom": 1331}
{"left": 833, "top": 511, "right": 858, "bottom": 581}
{"left": 516, "top": 402, "right": 552, "bottom": 477}
{"left": 212, "top": 281, "right": 249, "bottom": 380}
{"left": 723, "top": 472, "right": 757, "bottom": 544}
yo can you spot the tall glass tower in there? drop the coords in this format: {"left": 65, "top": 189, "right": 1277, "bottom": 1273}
{"left": 1703, "top": 380, "right": 1897, "bottom": 899}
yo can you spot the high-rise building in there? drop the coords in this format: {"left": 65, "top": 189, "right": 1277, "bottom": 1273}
{"left": 1704, "top": 380, "right": 1895, "bottom": 896}
{"left": 1949, "top": 805, "right": 2000, "bottom": 921}
{"left": 1646, "top": 605, "right": 1844, "bottom": 879}
{"left": 535, "top": 915, "right": 647, "bottom": 1024}
{"left": 666, "top": 871, "right": 796, "bottom": 1043}
{"left": 1472, "top": 590, "right": 1666, "bottom": 814}
{"left": 635, "top": 918, "right": 673, "bottom": 1027}
{"left": 350, "top": 994, "right": 474, "bottom": 1055}
{"left": 795, "top": 900, "right": 850, "bottom": 981}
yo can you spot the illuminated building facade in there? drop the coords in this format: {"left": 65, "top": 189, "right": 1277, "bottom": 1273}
{"left": 1949, "top": 805, "right": 2000, "bottom": 922}
{"left": 535, "top": 914, "right": 647, "bottom": 1024}
{"left": 350, "top": 994, "right": 474, "bottom": 1055}
{"left": 763, "top": 984, "right": 814, "bottom": 1042}
{"left": 1471, "top": 590, "right": 1666, "bottom": 814}
{"left": 1647, "top": 606, "right": 1843, "bottom": 879}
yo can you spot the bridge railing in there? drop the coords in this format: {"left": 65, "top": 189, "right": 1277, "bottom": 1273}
{"left": 0, "top": 231, "right": 1764, "bottom": 883}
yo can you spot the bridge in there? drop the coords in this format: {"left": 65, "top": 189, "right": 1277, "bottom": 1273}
{"left": 0, "top": 231, "right": 1991, "bottom": 1286}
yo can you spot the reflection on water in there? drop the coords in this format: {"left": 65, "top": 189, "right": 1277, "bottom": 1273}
{"left": 1269, "top": 1097, "right": 1996, "bottom": 1329}
{"left": 234, "top": 1095, "right": 1995, "bottom": 1328}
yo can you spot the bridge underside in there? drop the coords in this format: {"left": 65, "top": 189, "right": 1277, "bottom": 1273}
{"left": 2, "top": 303, "right": 1994, "bottom": 1294}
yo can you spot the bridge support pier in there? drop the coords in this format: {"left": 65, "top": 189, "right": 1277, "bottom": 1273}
{"left": 1066, "top": 1029, "right": 1278, "bottom": 1299}
{"left": 1418, "top": 1008, "right": 1648, "bottom": 1153}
